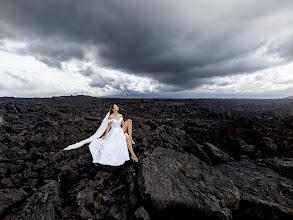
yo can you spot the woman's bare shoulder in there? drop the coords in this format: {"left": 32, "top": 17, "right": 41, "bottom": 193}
{"left": 108, "top": 113, "right": 122, "bottom": 119}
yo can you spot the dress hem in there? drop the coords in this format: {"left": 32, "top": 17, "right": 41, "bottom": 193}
{"left": 92, "top": 159, "right": 130, "bottom": 166}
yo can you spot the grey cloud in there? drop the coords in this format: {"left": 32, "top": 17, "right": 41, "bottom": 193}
{"left": 78, "top": 67, "right": 95, "bottom": 77}
{"left": 5, "top": 71, "right": 30, "bottom": 85}
{"left": 0, "top": 0, "right": 293, "bottom": 92}
{"left": 2, "top": 71, "right": 37, "bottom": 90}
{"left": 88, "top": 74, "right": 116, "bottom": 88}
{"left": 16, "top": 39, "right": 85, "bottom": 69}
{"left": 217, "top": 82, "right": 231, "bottom": 87}
{"left": 266, "top": 34, "right": 293, "bottom": 62}
{"left": 275, "top": 78, "right": 293, "bottom": 85}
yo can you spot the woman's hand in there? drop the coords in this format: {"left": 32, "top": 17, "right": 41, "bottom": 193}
{"left": 101, "top": 135, "right": 106, "bottom": 139}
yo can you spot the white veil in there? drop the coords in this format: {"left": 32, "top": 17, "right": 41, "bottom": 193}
{"left": 63, "top": 111, "right": 110, "bottom": 150}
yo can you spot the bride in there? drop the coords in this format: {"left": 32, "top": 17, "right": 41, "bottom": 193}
{"left": 63, "top": 104, "right": 139, "bottom": 166}
{"left": 90, "top": 104, "right": 138, "bottom": 165}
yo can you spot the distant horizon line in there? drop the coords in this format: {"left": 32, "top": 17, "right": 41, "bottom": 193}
{"left": 0, "top": 93, "right": 291, "bottom": 100}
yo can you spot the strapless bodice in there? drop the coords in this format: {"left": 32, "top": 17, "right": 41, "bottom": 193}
{"left": 108, "top": 117, "right": 123, "bottom": 129}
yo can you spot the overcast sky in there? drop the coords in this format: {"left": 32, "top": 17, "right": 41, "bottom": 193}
{"left": 1, "top": 0, "right": 293, "bottom": 99}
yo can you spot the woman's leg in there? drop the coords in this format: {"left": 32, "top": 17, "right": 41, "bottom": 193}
{"left": 127, "top": 119, "right": 135, "bottom": 144}
{"left": 122, "top": 119, "right": 135, "bottom": 144}
{"left": 125, "top": 135, "right": 138, "bottom": 160}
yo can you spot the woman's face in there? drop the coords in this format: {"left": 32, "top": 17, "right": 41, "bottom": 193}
{"left": 113, "top": 104, "right": 119, "bottom": 111}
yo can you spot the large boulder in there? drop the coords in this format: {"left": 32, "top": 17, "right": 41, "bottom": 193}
{"left": 256, "top": 157, "right": 293, "bottom": 180}
{"left": 203, "top": 142, "right": 235, "bottom": 165}
{"left": 143, "top": 125, "right": 212, "bottom": 165}
{"left": 216, "top": 159, "right": 293, "bottom": 219}
{"left": 138, "top": 147, "right": 240, "bottom": 220}
{"left": 2, "top": 180, "right": 63, "bottom": 220}
{"left": 0, "top": 188, "right": 28, "bottom": 216}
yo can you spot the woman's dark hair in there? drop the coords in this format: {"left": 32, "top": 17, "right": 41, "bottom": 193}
{"left": 109, "top": 104, "right": 116, "bottom": 115}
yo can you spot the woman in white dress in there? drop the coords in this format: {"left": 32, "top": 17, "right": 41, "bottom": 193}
{"left": 88, "top": 104, "right": 139, "bottom": 166}
{"left": 63, "top": 104, "right": 139, "bottom": 166}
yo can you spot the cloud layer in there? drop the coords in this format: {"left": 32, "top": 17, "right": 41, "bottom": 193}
{"left": 0, "top": 0, "right": 293, "bottom": 97}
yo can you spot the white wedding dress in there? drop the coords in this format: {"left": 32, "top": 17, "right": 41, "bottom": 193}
{"left": 88, "top": 117, "right": 130, "bottom": 166}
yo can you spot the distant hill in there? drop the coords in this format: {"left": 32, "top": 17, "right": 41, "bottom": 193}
{"left": 283, "top": 95, "right": 293, "bottom": 99}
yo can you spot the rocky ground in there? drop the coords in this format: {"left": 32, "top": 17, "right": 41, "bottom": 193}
{"left": 0, "top": 95, "right": 293, "bottom": 220}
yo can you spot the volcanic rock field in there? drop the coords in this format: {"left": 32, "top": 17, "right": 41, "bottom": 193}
{"left": 1, "top": 95, "right": 293, "bottom": 219}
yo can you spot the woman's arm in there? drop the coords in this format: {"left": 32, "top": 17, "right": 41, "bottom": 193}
{"left": 101, "top": 123, "right": 111, "bottom": 139}
{"left": 105, "top": 123, "right": 111, "bottom": 135}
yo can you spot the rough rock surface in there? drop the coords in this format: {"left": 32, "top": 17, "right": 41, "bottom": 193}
{"left": 2, "top": 180, "right": 62, "bottom": 220}
{"left": 256, "top": 157, "right": 293, "bottom": 180}
{"left": 138, "top": 147, "right": 240, "bottom": 219}
{"left": 134, "top": 206, "right": 151, "bottom": 220}
{"left": 0, "top": 188, "right": 27, "bottom": 216}
{"left": 216, "top": 159, "right": 293, "bottom": 219}
{"left": 142, "top": 124, "right": 212, "bottom": 165}
{"left": 203, "top": 142, "right": 235, "bottom": 165}
{"left": 1, "top": 96, "right": 293, "bottom": 219}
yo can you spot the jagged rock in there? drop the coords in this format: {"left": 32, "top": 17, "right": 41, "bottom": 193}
{"left": 102, "top": 190, "right": 115, "bottom": 206}
{"left": 94, "top": 193, "right": 109, "bottom": 216}
{"left": 260, "top": 137, "right": 278, "bottom": 152}
{"left": 2, "top": 180, "right": 63, "bottom": 220}
{"left": 128, "top": 182, "right": 138, "bottom": 206}
{"left": 40, "top": 166, "right": 56, "bottom": 180}
{"left": 106, "top": 203, "right": 128, "bottom": 220}
{"left": 10, "top": 164, "right": 23, "bottom": 174}
{"left": 9, "top": 173, "right": 23, "bottom": 188}
{"left": 76, "top": 188, "right": 94, "bottom": 207}
{"left": 76, "top": 206, "right": 92, "bottom": 219}
{"left": 25, "top": 147, "right": 42, "bottom": 162}
{"left": 0, "top": 188, "right": 28, "bottom": 216}
{"left": 150, "top": 107, "right": 160, "bottom": 117}
{"left": 256, "top": 157, "right": 293, "bottom": 180}
{"left": 32, "top": 163, "right": 44, "bottom": 172}
{"left": 1, "top": 124, "right": 14, "bottom": 133}
{"left": 35, "top": 120, "right": 52, "bottom": 127}
{"left": 216, "top": 159, "right": 293, "bottom": 219}
{"left": 0, "top": 178, "right": 13, "bottom": 188}
{"left": 241, "top": 144, "right": 255, "bottom": 152}
{"left": 179, "top": 133, "right": 212, "bottom": 165}
{"left": 61, "top": 207, "right": 73, "bottom": 219}
{"left": 59, "top": 164, "right": 80, "bottom": 184}
{"left": 146, "top": 125, "right": 212, "bottom": 165}
{"left": 0, "top": 163, "right": 8, "bottom": 179}
{"left": 7, "top": 135, "right": 25, "bottom": 147}
{"left": 6, "top": 147, "right": 28, "bottom": 161}
{"left": 0, "top": 157, "right": 12, "bottom": 163}
{"left": 230, "top": 137, "right": 252, "bottom": 155}
{"left": 134, "top": 206, "right": 151, "bottom": 220}
{"left": 23, "top": 169, "right": 38, "bottom": 179}
{"left": 22, "top": 179, "right": 38, "bottom": 191}
{"left": 138, "top": 147, "right": 240, "bottom": 220}
{"left": 0, "top": 144, "right": 8, "bottom": 154}
{"left": 203, "top": 142, "right": 235, "bottom": 165}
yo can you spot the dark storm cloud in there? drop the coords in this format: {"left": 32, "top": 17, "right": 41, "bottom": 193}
{"left": 0, "top": 0, "right": 293, "bottom": 91}
{"left": 16, "top": 39, "right": 85, "bottom": 69}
